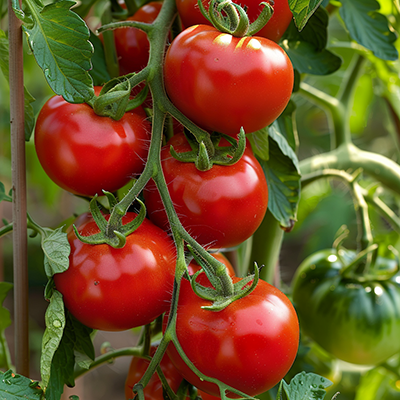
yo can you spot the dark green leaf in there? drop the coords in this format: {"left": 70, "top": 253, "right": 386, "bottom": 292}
{"left": 0, "top": 29, "right": 36, "bottom": 141}
{"left": 40, "top": 290, "right": 65, "bottom": 387}
{"left": 0, "top": 370, "right": 43, "bottom": 400}
{"left": 42, "top": 227, "right": 71, "bottom": 278}
{"left": 69, "top": 314, "right": 95, "bottom": 370}
{"left": 89, "top": 31, "right": 111, "bottom": 86}
{"left": 282, "top": 372, "right": 332, "bottom": 400}
{"left": 0, "top": 182, "right": 12, "bottom": 203}
{"left": 258, "top": 126, "right": 301, "bottom": 229}
{"left": 339, "top": 0, "right": 398, "bottom": 61}
{"left": 282, "top": 7, "right": 342, "bottom": 75}
{"left": 20, "top": 0, "right": 94, "bottom": 103}
{"left": 288, "top": 0, "right": 323, "bottom": 31}
{"left": 283, "top": 40, "right": 342, "bottom": 75}
{"left": 248, "top": 127, "right": 269, "bottom": 161}
{"left": 0, "top": 283, "right": 13, "bottom": 369}
{"left": 276, "top": 101, "right": 298, "bottom": 152}
{"left": 284, "top": 7, "right": 329, "bottom": 51}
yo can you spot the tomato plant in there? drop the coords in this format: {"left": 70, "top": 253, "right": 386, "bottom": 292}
{"left": 176, "top": 0, "right": 293, "bottom": 42}
{"left": 163, "top": 24, "right": 294, "bottom": 136}
{"left": 125, "top": 345, "right": 184, "bottom": 400}
{"left": 113, "top": 2, "right": 162, "bottom": 75}
{"left": 164, "top": 274, "right": 299, "bottom": 397}
{"left": 53, "top": 212, "right": 176, "bottom": 331}
{"left": 291, "top": 248, "right": 400, "bottom": 366}
{"left": 144, "top": 132, "right": 268, "bottom": 249}
{"left": 188, "top": 252, "right": 236, "bottom": 276}
{"left": 34, "top": 88, "right": 151, "bottom": 197}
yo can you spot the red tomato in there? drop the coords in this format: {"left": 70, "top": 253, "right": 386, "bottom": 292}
{"left": 113, "top": 2, "right": 162, "bottom": 75}
{"left": 164, "top": 275, "right": 299, "bottom": 397}
{"left": 187, "top": 253, "right": 236, "bottom": 277}
{"left": 143, "top": 132, "right": 268, "bottom": 250}
{"left": 125, "top": 345, "right": 184, "bottom": 400}
{"left": 53, "top": 212, "right": 176, "bottom": 331}
{"left": 177, "top": 0, "right": 292, "bottom": 43}
{"left": 34, "top": 87, "right": 150, "bottom": 197}
{"left": 164, "top": 25, "right": 294, "bottom": 136}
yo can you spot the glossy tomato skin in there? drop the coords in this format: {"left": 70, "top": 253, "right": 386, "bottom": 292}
{"left": 125, "top": 345, "right": 184, "bottom": 400}
{"left": 164, "top": 275, "right": 299, "bottom": 397}
{"left": 34, "top": 88, "right": 150, "bottom": 197}
{"left": 53, "top": 212, "right": 176, "bottom": 331}
{"left": 177, "top": 0, "right": 292, "bottom": 43}
{"left": 164, "top": 25, "right": 294, "bottom": 136}
{"left": 292, "top": 249, "right": 400, "bottom": 365}
{"left": 113, "top": 2, "right": 162, "bottom": 75}
{"left": 143, "top": 132, "right": 268, "bottom": 250}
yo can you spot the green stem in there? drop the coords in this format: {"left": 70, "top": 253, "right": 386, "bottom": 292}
{"left": 249, "top": 210, "right": 284, "bottom": 285}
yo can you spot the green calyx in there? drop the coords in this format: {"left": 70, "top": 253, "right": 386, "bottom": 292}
{"left": 73, "top": 192, "right": 146, "bottom": 248}
{"left": 170, "top": 129, "right": 246, "bottom": 171}
{"left": 191, "top": 263, "right": 260, "bottom": 311}
{"left": 198, "top": 0, "right": 274, "bottom": 37}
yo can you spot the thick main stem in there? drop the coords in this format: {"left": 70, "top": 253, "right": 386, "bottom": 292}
{"left": 8, "top": 1, "right": 30, "bottom": 376}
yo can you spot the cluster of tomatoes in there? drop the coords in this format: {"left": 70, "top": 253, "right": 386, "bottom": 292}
{"left": 34, "top": 0, "right": 300, "bottom": 399}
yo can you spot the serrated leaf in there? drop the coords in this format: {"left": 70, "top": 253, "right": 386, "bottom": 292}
{"left": 258, "top": 126, "right": 301, "bottom": 229}
{"left": 288, "top": 0, "right": 323, "bottom": 30}
{"left": 40, "top": 290, "right": 65, "bottom": 387}
{"left": 69, "top": 314, "right": 94, "bottom": 370}
{"left": 0, "top": 283, "right": 13, "bottom": 369}
{"left": 0, "top": 29, "right": 36, "bottom": 141}
{"left": 284, "top": 40, "right": 342, "bottom": 75}
{"left": 282, "top": 372, "right": 332, "bottom": 400}
{"left": 276, "top": 101, "right": 298, "bottom": 152}
{"left": 0, "top": 182, "right": 12, "bottom": 203}
{"left": 248, "top": 127, "right": 269, "bottom": 161}
{"left": 21, "top": 0, "right": 94, "bottom": 103}
{"left": 339, "top": 0, "right": 398, "bottom": 61}
{"left": 0, "top": 370, "right": 43, "bottom": 400}
{"left": 42, "top": 227, "right": 71, "bottom": 278}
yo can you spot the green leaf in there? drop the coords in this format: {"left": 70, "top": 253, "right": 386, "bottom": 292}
{"left": 282, "top": 372, "right": 332, "bottom": 400}
{"left": 284, "top": 40, "right": 342, "bottom": 75}
{"left": 339, "top": 0, "right": 398, "bottom": 61}
{"left": 20, "top": 0, "right": 94, "bottom": 103}
{"left": 288, "top": 0, "right": 323, "bottom": 31}
{"left": 276, "top": 101, "right": 298, "bottom": 152}
{"left": 42, "top": 227, "right": 71, "bottom": 278}
{"left": 89, "top": 31, "right": 111, "bottom": 86}
{"left": 0, "top": 370, "right": 43, "bottom": 400}
{"left": 69, "top": 314, "right": 95, "bottom": 370}
{"left": 248, "top": 127, "right": 269, "bottom": 161}
{"left": 0, "top": 29, "right": 36, "bottom": 141}
{"left": 282, "top": 7, "right": 342, "bottom": 75}
{"left": 0, "top": 283, "right": 13, "bottom": 369}
{"left": 40, "top": 290, "right": 65, "bottom": 388}
{"left": 258, "top": 126, "right": 301, "bottom": 229}
{"left": 0, "top": 182, "right": 12, "bottom": 203}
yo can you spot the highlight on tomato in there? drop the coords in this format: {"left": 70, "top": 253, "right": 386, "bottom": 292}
{"left": 53, "top": 212, "right": 176, "bottom": 331}
{"left": 34, "top": 87, "right": 151, "bottom": 197}
{"left": 164, "top": 274, "right": 300, "bottom": 397}
{"left": 163, "top": 25, "right": 294, "bottom": 136}
{"left": 143, "top": 132, "right": 269, "bottom": 250}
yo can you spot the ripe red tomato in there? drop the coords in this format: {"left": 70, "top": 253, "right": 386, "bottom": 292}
{"left": 53, "top": 212, "right": 176, "bottom": 331}
{"left": 164, "top": 25, "right": 294, "bottom": 136}
{"left": 188, "top": 253, "right": 236, "bottom": 277}
{"left": 143, "top": 132, "right": 269, "bottom": 250}
{"left": 176, "top": 0, "right": 292, "bottom": 43}
{"left": 112, "top": 2, "right": 162, "bottom": 75}
{"left": 34, "top": 87, "right": 150, "bottom": 197}
{"left": 125, "top": 345, "right": 184, "bottom": 400}
{"left": 164, "top": 274, "right": 299, "bottom": 397}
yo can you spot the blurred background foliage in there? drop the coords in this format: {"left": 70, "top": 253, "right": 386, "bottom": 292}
{"left": 0, "top": 0, "right": 400, "bottom": 398}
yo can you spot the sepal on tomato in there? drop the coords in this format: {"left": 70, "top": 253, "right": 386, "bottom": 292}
{"left": 170, "top": 129, "right": 246, "bottom": 171}
{"left": 73, "top": 194, "right": 147, "bottom": 248}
